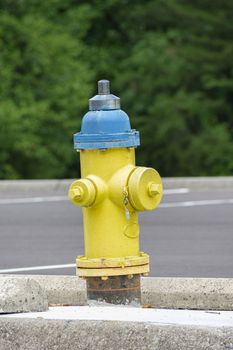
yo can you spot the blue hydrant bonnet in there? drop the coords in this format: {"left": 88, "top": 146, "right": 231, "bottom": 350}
{"left": 73, "top": 80, "right": 140, "bottom": 150}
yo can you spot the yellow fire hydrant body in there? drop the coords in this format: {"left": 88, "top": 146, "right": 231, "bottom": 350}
{"left": 69, "top": 80, "right": 162, "bottom": 303}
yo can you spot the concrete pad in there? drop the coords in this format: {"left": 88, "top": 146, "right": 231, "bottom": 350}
{"left": 2, "top": 306, "right": 233, "bottom": 327}
{"left": 0, "top": 277, "right": 48, "bottom": 313}
{"left": 0, "top": 306, "right": 233, "bottom": 349}
{"left": 141, "top": 277, "right": 233, "bottom": 310}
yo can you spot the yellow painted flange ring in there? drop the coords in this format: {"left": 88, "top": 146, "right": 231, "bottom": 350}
{"left": 77, "top": 264, "right": 149, "bottom": 277}
{"left": 77, "top": 253, "right": 149, "bottom": 268}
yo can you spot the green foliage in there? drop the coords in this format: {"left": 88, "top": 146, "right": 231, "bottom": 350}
{"left": 0, "top": 0, "right": 232, "bottom": 178}
{"left": 0, "top": 2, "right": 93, "bottom": 178}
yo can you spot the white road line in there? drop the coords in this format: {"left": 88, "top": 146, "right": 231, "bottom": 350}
{"left": 163, "top": 188, "right": 190, "bottom": 194}
{"left": 0, "top": 196, "right": 68, "bottom": 204}
{"left": 160, "top": 198, "right": 233, "bottom": 208}
{"left": 0, "top": 193, "right": 232, "bottom": 209}
{"left": 0, "top": 264, "right": 76, "bottom": 273}
{"left": 0, "top": 189, "right": 189, "bottom": 205}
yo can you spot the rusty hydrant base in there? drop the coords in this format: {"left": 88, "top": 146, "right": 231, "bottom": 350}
{"left": 86, "top": 274, "right": 141, "bottom": 305}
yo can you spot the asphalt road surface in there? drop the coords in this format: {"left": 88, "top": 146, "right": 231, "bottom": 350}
{"left": 0, "top": 188, "right": 233, "bottom": 277}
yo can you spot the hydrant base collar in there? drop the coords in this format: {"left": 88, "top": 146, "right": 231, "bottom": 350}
{"left": 77, "top": 264, "right": 149, "bottom": 277}
{"left": 76, "top": 253, "right": 149, "bottom": 278}
{"left": 77, "top": 253, "right": 149, "bottom": 268}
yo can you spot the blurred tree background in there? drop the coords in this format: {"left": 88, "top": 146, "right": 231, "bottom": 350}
{"left": 0, "top": 0, "right": 232, "bottom": 179}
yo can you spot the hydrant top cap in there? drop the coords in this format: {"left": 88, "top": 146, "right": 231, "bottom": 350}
{"left": 73, "top": 79, "right": 140, "bottom": 149}
{"left": 89, "top": 80, "right": 121, "bottom": 111}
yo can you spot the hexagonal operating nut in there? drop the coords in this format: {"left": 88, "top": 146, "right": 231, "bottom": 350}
{"left": 148, "top": 183, "right": 162, "bottom": 197}
{"left": 69, "top": 187, "right": 83, "bottom": 201}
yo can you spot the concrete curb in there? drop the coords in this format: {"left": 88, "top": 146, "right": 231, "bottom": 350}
{"left": 141, "top": 277, "right": 233, "bottom": 310}
{"left": 27, "top": 275, "right": 87, "bottom": 306}
{"left": 0, "top": 318, "right": 232, "bottom": 350}
{"left": 0, "top": 275, "right": 87, "bottom": 306}
{"left": 0, "top": 177, "right": 233, "bottom": 193}
{"left": 0, "top": 276, "right": 233, "bottom": 349}
{"left": 1, "top": 275, "right": 232, "bottom": 310}
{"left": 0, "top": 277, "right": 48, "bottom": 313}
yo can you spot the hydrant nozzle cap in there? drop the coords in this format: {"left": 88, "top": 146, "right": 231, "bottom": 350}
{"left": 89, "top": 79, "right": 121, "bottom": 111}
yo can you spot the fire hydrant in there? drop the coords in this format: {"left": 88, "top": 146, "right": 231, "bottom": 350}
{"left": 68, "top": 80, "right": 163, "bottom": 304}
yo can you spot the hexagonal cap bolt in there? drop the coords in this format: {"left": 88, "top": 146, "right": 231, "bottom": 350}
{"left": 148, "top": 183, "right": 162, "bottom": 197}
{"left": 69, "top": 187, "right": 83, "bottom": 201}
